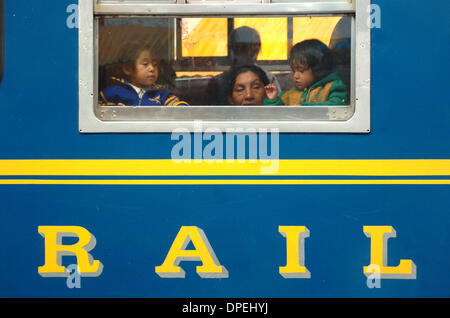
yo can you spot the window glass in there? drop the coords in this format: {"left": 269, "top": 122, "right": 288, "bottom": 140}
{"left": 97, "top": 0, "right": 176, "bottom": 3}
{"left": 187, "top": 0, "right": 262, "bottom": 2}
{"left": 234, "top": 18, "right": 287, "bottom": 61}
{"left": 271, "top": 0, "right": 351, "bottom": 3}
{"left": 98, "top": 17, "right": 175, "bottom": 95}
{"left": 181, "top": 18, "right": 228, "bottom": 57}
{"left": 97, "top": 0, "right": 350, "bottom": 2}
{"left": 97, "top": 15, "right": 351, "bottom": 108}
{"left": 293, "top": 17, "right": 343, "bottom": 47}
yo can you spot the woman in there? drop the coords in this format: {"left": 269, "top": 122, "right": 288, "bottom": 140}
{"left": 226, "top": 65, "right": 269, "bottom": 106}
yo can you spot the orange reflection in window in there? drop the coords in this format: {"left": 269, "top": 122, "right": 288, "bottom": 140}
{"left": 181, "top": 18, "right": 228, "bottom": 57}
{"left": 234, "top": 17, "right": 287, "bottom": 61}
{"left": 180, "top": 17, "right": 344, "bottom": 59}
{"left": 292, "top": 17, "right": 342, "bottom": 47}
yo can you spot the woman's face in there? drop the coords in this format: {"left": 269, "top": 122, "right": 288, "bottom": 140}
{"left": 228, "top": 71, "right": 266, "bottom": 105}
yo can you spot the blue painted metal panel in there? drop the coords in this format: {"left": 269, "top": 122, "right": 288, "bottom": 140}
{"left": 0, "top": 0, "right": 449, "bottom": 300}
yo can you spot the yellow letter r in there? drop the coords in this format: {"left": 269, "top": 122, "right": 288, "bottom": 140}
{"left": 38, "top": 226, "right": 103, "bottom": 277}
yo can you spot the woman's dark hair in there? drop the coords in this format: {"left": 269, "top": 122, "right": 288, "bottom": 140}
{"left": 289, "top": 39, "right": 335, "bottom": 80}
{"left": 226, "top": 64, "right": 269, "bottom": 98}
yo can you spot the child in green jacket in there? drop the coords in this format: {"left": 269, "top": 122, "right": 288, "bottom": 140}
{"left": 264, "top": 39, "right": 348, "bottom": 106}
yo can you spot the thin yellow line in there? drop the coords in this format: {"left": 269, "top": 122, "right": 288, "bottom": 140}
{"left": 0, "top": 159, "right": 450, "bottom": 176}
{"left": 1, "top": 179, "right": 450, "bottom": 185}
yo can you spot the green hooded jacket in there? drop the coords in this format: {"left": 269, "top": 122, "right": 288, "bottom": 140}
{"left": 264, "top": 72, "right": 348, "bottom": 106}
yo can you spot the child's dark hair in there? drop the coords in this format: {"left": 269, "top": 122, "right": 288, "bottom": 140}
{"left": 226, "top": 64, "right": 269, "bottom": 97}
{"left": 119, "top": 41, "right": 157, "bottom": 72}
{"left": 289, "top": 39, "right": 335, "bottom": 80}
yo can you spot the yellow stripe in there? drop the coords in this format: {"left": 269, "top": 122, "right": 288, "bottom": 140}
{"left": 164, "top": 95, "right": 178, "bottom": 106}
{"left": 0, "top": 179, "right": 449, "bottom": 185}
{"left": 99, "top": 91, "right": 109, "bottom": 104}
{"left": 0, "top": 159, "right": 449, "bottom": 176}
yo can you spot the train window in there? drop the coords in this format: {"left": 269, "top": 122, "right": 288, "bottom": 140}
{"left": 79, "top": 0, "right": 370, "bottom": 133}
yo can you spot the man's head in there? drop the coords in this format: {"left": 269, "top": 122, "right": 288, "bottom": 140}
{"left": 229, "top": 26, "right": 261, "bottom": 66}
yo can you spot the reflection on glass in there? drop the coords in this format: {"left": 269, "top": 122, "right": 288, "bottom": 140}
{"left": 181, "top": 18, "right": 228, "bottom": 57}
{"left": 97, "top": 16, "right": 351, "bottom": 107}
{"left": 293, "top": 17, "right": 343, "bottom": 47}
{"left": 187, "top": 0, "right": 262, "bottom": 2}
{"left": 234, "top": 17, "right": 287, "bottom": 61}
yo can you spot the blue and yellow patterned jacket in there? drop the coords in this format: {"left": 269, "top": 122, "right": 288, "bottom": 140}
{"left": 99, "top": 77, "right": 188, "bottom": 106}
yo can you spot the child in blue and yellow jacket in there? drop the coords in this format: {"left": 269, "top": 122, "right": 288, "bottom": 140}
{"left": 99, "top": 42, "right": 188, "bottom": 106}
{"left": 264, "top": 39, "right": 348, "bottom": 106}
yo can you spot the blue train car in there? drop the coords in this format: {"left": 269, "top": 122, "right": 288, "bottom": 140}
{"left": 0, "top": 0, "right": 449, "bottom": 306}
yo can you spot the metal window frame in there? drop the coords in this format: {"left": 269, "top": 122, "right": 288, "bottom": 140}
{"left": 79, "top": 0, "right": 370, "bottom": 133}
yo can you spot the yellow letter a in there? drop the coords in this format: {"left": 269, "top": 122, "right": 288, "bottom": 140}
{"left": 155, "top": 226, "right": 228, "bottom": 278}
